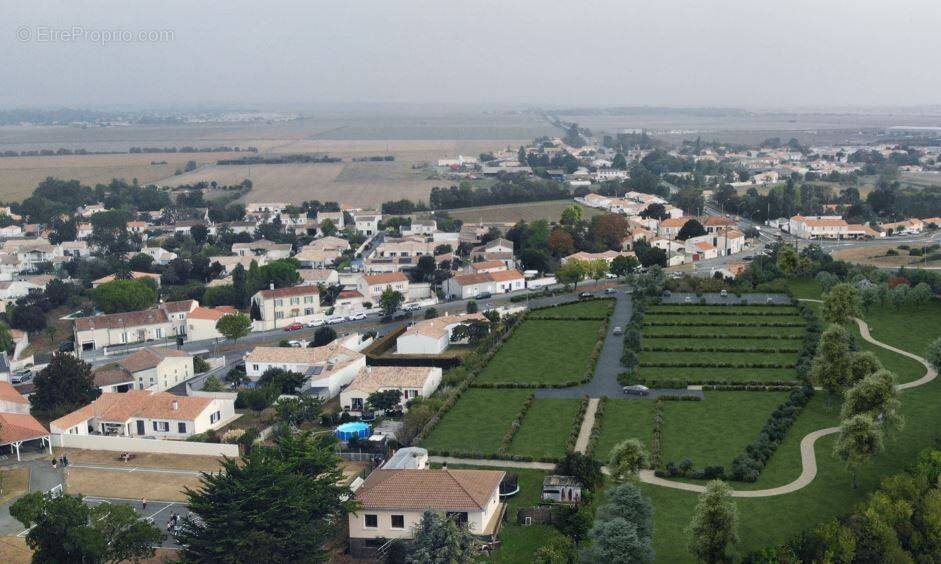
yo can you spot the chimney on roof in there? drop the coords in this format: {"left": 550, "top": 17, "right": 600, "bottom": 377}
{"left": 171, "top": 400, "right": 179, "bottom": 411}
{"left": 269, "top": 282, "right": 275, "bottom": 290}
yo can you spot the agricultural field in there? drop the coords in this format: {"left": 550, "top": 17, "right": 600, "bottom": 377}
{"left": 635, "top": 303, "right": 806, "bottom": 385}
{"left": 474, "top": 319, "right": 605, "bottom": 386}
{"left": 446, "top": 200, "right": 603, "bottom": 224}
{"left": 832, "top": 242, "right": 941, "bottom": 269}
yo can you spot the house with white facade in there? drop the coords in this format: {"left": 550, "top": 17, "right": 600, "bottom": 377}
{"left": 339, "top": 366, "right": 442, "bottom": 414}
{"left": 74, "top": 309, "right": 173, "bottom": 357}
{"left": 353, "top": 213, "right": 381, "bottom": 236}
{"left": 243, "top": 340, "right": 366, "bottom": 399}
{"left": 561, "top": 250, "right": 636, "bottom": 266}
{"left": 251, "top": 285, "right": 322, "bottom": 330}
{"left": 443, "top": 270, "right": 525, "bottom": 299}
{"left": 354, "top": 272, "right": 410, "bottom": 302}
{"left": 395, "top": 313, "right": 488, "bottom": 355}
{"left": 118, "top": 347, "right": 194, "bottom": 392}
{"left": 787, "top": 216, "right": 850, "bottom": 239}
{"left": 49, "top": 390, "right": 235, "bottom": 439}
{"left": 185, "top": 306, "right": 238, "bottom": 342}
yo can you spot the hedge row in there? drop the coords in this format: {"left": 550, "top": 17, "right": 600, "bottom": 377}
{"left": 527, "top": 296, "right": 614, "bottom": 315}
{"left": 646, "top": 310, "right": 800, "bottom": 317}
{"left": 638, "top": 361, "right": 796, "bottom": 369}
{"left": 499, "top": 393, "right": 535, "bottom": 454}
{"left": 584, "top": 396, "right": 608, "bottom": 460}
{"left": 794, "top": 302, "right": 824, "bottom": 383}
{"left": 643, "top": 321, "right": 806, "bottom": 328}
{"left": 657, "top": 462, "right": 726, "bottom": 481}
{"left": 423, "top": 449, "right": 561, "bottom": 464}
{"left": 702, "top": 384, "right": 803, "bottom": 392}
{"left": 564, "top": 396, "right": 591, "bottom": 454}
{"left": 644, "top": 334, "right": 803, "bottom": 340}
{"left": 650, "top": 399, "right": 664, "bottom": 468}
{"left": 618, "top": 375, "right": 801, "bottom": 389}
{"left": 528, "top": 315, "right": 608, "bottom": 321}
{"left": 640, "top": 346, "right": 801, "bottom": 354}
{"left": 729, "top": 386, "right": 815, "bottom": 482}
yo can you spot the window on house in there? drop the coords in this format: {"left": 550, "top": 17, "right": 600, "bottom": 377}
{"left": 364, "top": 514, "right": 378, "bottom": 528}
{"left": 391, "top": 515, "right": 405, "bottom": 529}
{"left": 290, "top": 297, "right": 299, "bottom": 305}
{"left": 274, "top": 299, "right": 283, "bottom": 306}
{"left": 152, "top": 421, "right": 170, "bottom": 432}
{"left": 252, "top": 364, "right": 259, "bottom": 371}
{"left": 275, "top": 311, "right": 284, "bottom": 319}
{"left": 178, "top": 422, "right": 186, "bottom": 433}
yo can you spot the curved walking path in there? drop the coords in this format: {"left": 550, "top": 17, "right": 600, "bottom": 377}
{"left": 636, "top": 302, "right": 937, "bottom": 497}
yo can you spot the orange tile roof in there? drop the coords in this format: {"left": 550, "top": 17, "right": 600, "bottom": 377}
{"left": 488, "top": 269, "right": 524, "bottom": 282}
{"left": 188, "top": 306, "right": 237, "bottom": 321}
{"left": 162, "top": 300, "right": 196, "bottom": 314}
{"left": 470, "top": 260, "right": 506, "bottom": 271}
{"left": 659, "top": 217, "right": 687, "bottom": 228}
{"left": 702, "top": 216, "right": 737, "bottom": 226}
{"left": 257, "top": 285, "right": 320, "bottom": 300}
{"left": 74, "top": 309, "right": 169, "bottom": 332}
{"left": 119, "top": 347, "right": 192, "bottom": 373}
{"left": 49, "top": 390, "right": 213, "bottom": 432}
{"left": 355, "top": 469, "right": 504, "bottom": 511}
{"left": 0, "top": 412, "right": 48, "bottom": 445}
{"left": 363, "top": 272, "right": 409, "bottom": 285}
{"left": 0, "top": 381, "right": 28, "bottom": 405}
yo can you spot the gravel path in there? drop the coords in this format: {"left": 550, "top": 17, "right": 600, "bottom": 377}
{"left": 574, "top": 398, "right": 600, "bottom": 454}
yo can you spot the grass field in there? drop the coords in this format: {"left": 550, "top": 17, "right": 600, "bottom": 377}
{"left": 529, "top": 299, "right": 612, "bottom": 319}
{"left": 593, "top": 400, "right": 655, "bottom": 463}
{"left": 639, "top": 350, "right": 797, "bottom": 366}
{"left": 832, "top": 243, "right": 941, "bottom": 269}
{"left": 647, "top": 305, "right": 799, "bottom": 315}
{"left": 421, "top": 389, "right": 531, "bottom": 454}
{"left": 65, "top": 467, "right": 199, "bottom": 503}
{"left": 474, "top": 320, "right": 604, "bottom": 386}
{"left": 0, "top": 467, "right": 29, "bottom": 506}
{"left": 659, "top": 392, "right": 788, "bottom": 471}
{"left": 641, "top": 337, "right": 801, "bottom": 351}
{"left": 643, "top": 314, "right": 804, "bottom": 325}
{"left": 446, "top": 200, "right": 603, "bottom": 224}
{"left": 637, "top": 366, "right": 799, "bottom": 383}
{"left": 508, "top": 399, "right": 583, "bottom": 460}
{"left": 643, "top": 325, "right": 806, "bottom": 337}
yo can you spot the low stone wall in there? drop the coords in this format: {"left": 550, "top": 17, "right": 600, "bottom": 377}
{"left": 51, "top": 433, "right": 239, "bottom": 457}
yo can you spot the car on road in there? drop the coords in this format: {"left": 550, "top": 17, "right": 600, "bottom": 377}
{"left": 684, "top": 296, "right": 693, "bottom": 303}
{"left": 720, "top": 289, "right": 728, "bottom": 297}
{"left": 742, "top": 256, "right": 754, "bottom": 262}
{"left": 348, "top": 312, "right": 367, "bottom": 321}
{"left": 283, "top": 322, "right": 303, "bottom": 332}
{"left": 306, "top": 319, "right": 325, "bottom": 328}
{"left": 579, "top": 292, "right": 593, "bottom": 299}
{"left": 474, "top": 292, "right": 492, "bottom": 300}
{"left": 612, "top": 326, "right": 623, "bottom": 335}
{"left": 11, "top": 370, "right": 32, "bottom": 384}
{"left": 604, "top": 288, "right": 618, "bottom": 294}
{"left": 662, "top": 290, "right": 672, "bottom": 297}
{"left": 402, "top": 303, "right": 421, "bottom": 312}
{"left": 326, "top": 315, "right": 347, "bottom": 325}
{"left": 623, "top": 384, "right": 650, "bottom": 396}
{"left": 379, "top": 315, "right": 393, "bottom": 323}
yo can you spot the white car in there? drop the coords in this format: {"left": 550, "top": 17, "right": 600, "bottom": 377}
{"left": 287, "top": 340, "right": 304, "bottom": 348}
{"left": 306, "top": 319, "right": 325, "bottom": 328}
{"left": 402, "top": 303, "right": 420, "bottom": 312}
{"left": 326, "top": 315, "right": 347, "bottom": 325}
{"left": 348, "top": 312, "right": 367, "bottom": 321}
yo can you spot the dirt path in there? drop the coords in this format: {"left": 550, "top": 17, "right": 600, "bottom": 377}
{"left": 574, "top": 398, "right": 600, "bottom": 454}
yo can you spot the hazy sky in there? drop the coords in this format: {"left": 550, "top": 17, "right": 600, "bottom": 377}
{"left": 2, "top": 0, "right": 940, "bottom": 110}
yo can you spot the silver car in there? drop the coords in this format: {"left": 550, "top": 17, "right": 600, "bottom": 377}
{"left": 623, "top": 384, "right": 650, "bottom": 396}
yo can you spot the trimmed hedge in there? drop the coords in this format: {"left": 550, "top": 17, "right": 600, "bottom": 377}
{"left": 563, "top": 396, "right": 591, "bottom": 454}
{"left": 640, "top": 346, "right": 801, "bottom": 353}
{"left": 584, "top": 396, "right": 608, "bottom": 459}
{"left": 643, "top": 321, "right": 806, "bottom": 328}
{"left": 618, "top": 375, "right": 801, "bottom": 389}
{"left": 650, "top": 399, "right": 664, "bottom": 468}
{"left": 645, "top": 310, "right": 801, "bottom": 316}
{"left": 643, "top": 333, "right": 804, "bottom": 340}
{"left": 499, "top": 393, "right": 535, "bottom": 454}
{"left": 639, "top": 361, "right": 796, "bottom": 369}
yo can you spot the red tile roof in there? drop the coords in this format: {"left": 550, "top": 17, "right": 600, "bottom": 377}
{"left": 257, "top": 285, "right": 320, "bottom": 300}
{"left": 355, "top": 469, "right": 504, "bottom": 511}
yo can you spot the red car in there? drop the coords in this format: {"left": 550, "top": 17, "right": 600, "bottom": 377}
{"left": 283, "top": 322, "right": 303, "bottom": 332}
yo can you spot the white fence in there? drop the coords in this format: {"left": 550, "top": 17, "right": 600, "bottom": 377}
{"left": 52, "top": 433, "right": 239, "bottom": 457}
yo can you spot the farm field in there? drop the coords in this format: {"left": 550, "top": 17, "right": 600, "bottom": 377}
{"left": 421, "top": 389, "right": 531, "bottom": 455}
{"left": 474, "top": 319, "right": 605, "bottom": 386}
{"left": 831, "top": 243, "right": 941, "bottom": 269}
{"left": 528, "top": 299, "right": 612, "bottom": 319}
{"left": 508, "top": 399, "right": 583, "bottom": 460}
{"left": 592, "top": 399, "right": 655, "bottom": 463}
{"left": 446, "top": 200, "right": 603, "bottom": 224}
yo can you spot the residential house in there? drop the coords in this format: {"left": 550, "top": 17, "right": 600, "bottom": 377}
{"left": 880, "top": 218, "right": 924, "bottom": 236}
{"left": 251, "top": 285, "right": 322, "bottom": 330}
{"left": 209, "top": 254, "right": 268, "bottom": 276}
{"left": 0, "top": 225, "right": 23, "bottom": 238}
{"left": 689, "top": 241, "right": 718, "bottom": 261}
{"left": 245, "top": 202, "right": 287, "bottom": 219}
{"left": 294, "top": 237, "right": 350, "bottom": 269}
{"left": 403, "top": 219, "right": 437, "bottom": 237}
{"left": 297, "top": 268, "right": 340, "bottom": 287}
{"left": 232, "top": 240, "right": 293, "bottom": 260}
{"left": 686, "top": 229, "right": 746, "bottom": 257}
{"left": 467, "top": 260, "right": 508, "bottom": 274}
{"left": 185, "top": 306, "right": 238, "bottom": 341}
{"left": 657, "top": 217, "right": 688, "bottom": 239}
{"left": 353, "top": 213, "right": 381, "bottom": 236}
{"left": 372, "top": 237, "right": 436, "bottom": 260}
{"left": 139, "top": 246, "right": 178, "bottom": 266}
{"left": 395, "top": 313, "right": 487, "bottom": 355}
{"left": 443, "top": 270, "right": 525, "bottom": 299}
{"left": 339, "top": 366, "right": 442, "bottom": 414}
{"left": 92, "top": 367, "right": 136, "bottom": 393}
{"left": 58, "top": 241, "right": 89, "bottom": 258}
{"left": 244, "top": 340, "right": 366, "bottom": 399}
{"left": 561, "top": 250, "right": 636, "bottom": 266}
{"left": 0, "top": 381, "right": 51, "bottom": 461}
{"left": 160, "top": 299, "right": 198, "bottom": 336}
{"left": 316, "top": 210, "right": 345, "bottom": 229}
{"left": 49, "top": 390, "right": 235, "bottom": 439}
{"left": 541, "top": 475, "right": 582, "bottom": 504}
{"left": 354, "top": 272, "right": 410, "bottom": 302}
{"left": 334, "top": 290, "right": 368, "bottom": 316}
{"left": 701, "top": 216, "right": 738, "bottom": 233}
{"left": 118, "top": 347, "right": 194, "bottom": 392}
{"left": 349, "top": 468, "right": 505, "bottom": 558}
{"left": 74, "top": 309, "right": 173, "bottom": 357}
{"left": 787, "top": 216, "right": 849, "bottom": 239}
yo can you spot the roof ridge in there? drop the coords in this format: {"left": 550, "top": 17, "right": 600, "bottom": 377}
{"left": 444, "top": 468, "right": 485, "bottom": 510}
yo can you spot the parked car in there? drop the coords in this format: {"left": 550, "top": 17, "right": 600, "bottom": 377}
{"left": 402, "top": 303, "right": 420, "bottom": 312}
{"left": 612, "top": 326, "right": 623, "bottom": 335}
{"left": 662, "top": 290, "right": 672, "bottom": 297}
{"left": 11, "top": 370, "right": 32, "bottom": 384}
{"left": 604, "top": 288, "right": 618, "bottom": 295}
{"left": 287, "top": 340, "right": 303, "bottom": 348}
{"left": 623, "top": 385, "right": 650, "bottom": 396}
{"left": 579, "top": 292, "right": 593, "bottom": 299}
{"left": 743, "top": 256, "right": 754, "bottom": 262}
{"left": 684, "top": 296, "right": 692, "bottom": 303}
{"left": 58, "top": 340, "right": 75, "bottom": 353}
{"left": 306, "top": 319, "right": 325, "bottom": 328}
{"left": 348, "top": 312, "right": 367, "bottom": 321}
{"left": 283, "top": 322, "right": 303, "bottom": 332}
{"left": 720, "top": 289, "right": 728, "bottom": 297}
{"left": 474, "top": 292, "right": 492, "bottom": 300}
{"left": 767, "top": 296, "right": 775, "bottom": 303}
{"left": 379, "top": 315, "right": 393, "bottom": 323}
{"left": 326, "top": 315, "right": 347, "bottom": 325}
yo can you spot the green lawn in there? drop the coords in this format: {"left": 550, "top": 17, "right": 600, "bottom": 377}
{"left": 635, "top": 366, "right": 799, "bottom": 384}
{"left": 644, "top": 314, "right": 804, "bottom": 326}
{"left": 863, "top": 300, "right": 941, "bottom": 358}
{"left": 593, "top": 399, "right": 655, "bottom": 462}
{"left": 784, "top": 278, "right": 823, "bottom": 300}
{"left": 659, "top": 391, "right": 789, "bottom": 470}
{"left": 474, "top": 320, "right": 603, "bottom": 386}
{"left": 529, "top": 299, "right": 612, "bottom": 319}
{"left": 508, "top": 399, "right": 583, "bottom": 460}
{"left": 643, "top": 325, "right": 806, "bottom": 337}
{"left": 421, "top": 389, "right": 531, "bottom": 454}
{"left": 639, "top": 350, "right": 797, "bottom": 366}
{"left": 641, "top": 337, "right": 801, "bottom": 352}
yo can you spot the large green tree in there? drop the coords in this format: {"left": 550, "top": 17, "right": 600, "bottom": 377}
{"left": 811, "top": 324, "right": 853, "bottom": 405}
{"left": 406, "top": 510, "right": 479, "bottom": 562}
{"left": 177, "top": 431, "right": 351, "bottom": 563}
{"left": 687, "top": 480, "right": 739, "bottom": 564}
{"left": 556, "top": 260, "right": 587, "bottom": 290}
{"left": 584, "top": 483, "right": 654, "bottom": 563}
{"left": 216, "top": 313, "right": 252, "bottom": 343}
{"left": 91, "top": 279, "right": 157, "bottom": 314}
{"left": 927, "top": 337, "right": 941, "bottom": 375}
{"left": 10, "top": 491, "right": 163, "bottom": 564}
{"left": 609, "top": 438, "right": 650, "bottom": 482}
{"left": 841, "top": 369, "right": 902, "bottom": 433}
{"left": 822, "top": 283, "right": 862, "bottom": 325}
{"left": 848, "top": 351, "right": 883, "bottom": 385}
{"left": 30, "top": 352, "right": 99, "bottom": 415}
{"left": 676, "top": 219, "right": 707, "bottom": 241}
{"left": 834, "top": 414, "right": 884, "bottom": 489}
{"left": 379, "top": 287, "right": 404, "bottom": 316}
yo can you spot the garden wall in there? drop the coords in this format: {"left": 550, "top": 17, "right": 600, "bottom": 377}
{"left": 52, "top": 433, "right": 239, "bottom": 457}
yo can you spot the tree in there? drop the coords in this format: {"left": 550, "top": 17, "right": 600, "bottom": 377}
{"left": 927, "top": 337, "right": 941, "bottom": 375}
{"left": 0, "top": 322, "right": 14, "bottom": 355}
{"left": 10, "top": 491, "right": 163, "bottom": 564}
{"left": 584, "top": 517, "right": 654, "bottom": 564}
{"left": 610, "top": 254, "right": 639, "bottom": 277}
{"left": 677, "top": 219, "right": 707, "bottom": 241}
{"left": 911, "top": 282, "right": 932, "bottom": 307}
{"left": 416, "top": 255, "right": 436, "bottom": 282}
{"left": 379, "top": 287, "right": 404, "bottom": 316}
{"left": 590, "top": 214, "right": 631, "bottom": 250}
{"left": 841, "top": 369, "right": 903, "bottom": 433}
{"left": 609, "top": 438, "right": 650, "bottom": 482}
{"left": 30, "top": 353, "right": 98, "bottom": 415}
{"left": 823, "top": 283, "right": 861, "bottom": 325}
{"left": 311, "top": 326, "right": 337, "bottom": 347}
{"left": 612, "top": 152, "right": 628, "bottom": 170}
{"left": 127, "top": 253, "right": 154, "bottom": 272}
{"left": 553, "top": 452, "right": 604, "bottom": 491}
{"left": 10, "top": 303, "right": 47, "bottom": 332}
{"left": 687, "top": 480, "right": 739, "bottom": 564}
{"left": 406, "top": 510, "right": 479, "bottom": 562}
{"left": 848, "top": 351, "right": 883, "bottom": 385}
{"left": 815, "top": 271, "right": 839, "bottom": 293}
{"left": 548, "top": 228, "right": 575, "bottom": 256}
{"left": 776, "top": 245, "right": 799, "bottom": 277}
{"left": 250, "top": 300, "right": 262, "bottom": 321}
{"left": 556, "top": 260, "right": 587, "bottom": 290}
{"left": 202, "top": 375, "right": 224, "bottom": 392}
{"left": 215, "top": 313, "right": 252, "bottom": 343}
{"left": 595, "top": 483, "right": 654, "bottom": 540}
{"left": 275, "top": 395, "right": 323, "bottom": 427}
{"left": 319, "top": 218, "right": 337, "bottom": 236}
{"left": 177, "top": 432, "right": 351, "bottom": 563}
{"left": 834, "top": 414, "right": 884, "bottom": 488}
{"left": 367, "top": 389, "right": 403, "bottom": 411}
{"left": 424, "top": 307, "right": 438, "bottom": 320}
{"left": 258, "top": 367, "right": 305, "bottom": 394}
{"left": 811, "top": 324, "right": 853, "bottom": 405}
{"left": 587, "top": 259, "right": 609, "bottom": 285}
{"left": 466, "top": 300, "right": 478, "bottom": 314}
{"left": 91, "top": 279, "right": 157, "bottom": 314}
{"left": 190, "top": 224, "right": 209, "bottom": 245}
{"left": 640, "top": 203, "right": 669, "bottom": 221}
{"left": 560, "top": 205, "right": 582, "bottom": 226}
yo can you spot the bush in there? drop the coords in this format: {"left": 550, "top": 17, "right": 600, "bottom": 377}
{"left": 193, "top": 356, "right": 210, "bottom": 374}
{"left": 236, "top": 385, "right": 280, "bottom": 411}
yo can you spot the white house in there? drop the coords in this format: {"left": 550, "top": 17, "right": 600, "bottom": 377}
{"left": 339, "top": 366, "right": 442, "bottom": 414}
{"left": 251, "top": 285, "right": 322, "bottom": 330}
{"left": 395, "top": 313, "right": 488, "bottom": 355}
{"left": 160, "top": 299, "right": 198, "bottom": 336}
{"left": 49, "top": 390, "right": 235, "bottom": 439}
{"left": 354, "top": 272, "right": 410, "bottom": 302}
{"left": 787, "top": 215, "right": 849, "bottom": 239}
{"left": 353, "top": 213, "right": 381, "bottom": 236}
{"left": 561, "top": 250, "right": 636, "bottom": 266}
{"left": 402, "top": 219, "right": 437, "bottom": 237}
{"left": 74, "top": 309, "right": 173, "bottom": 357}
{"left": 117, "top": 347, "right": 194, "bottom": 392}
{"left": 243, "top": 340, "right": 366, "bottom": 399}
{"left": 185, "top": 306, "right": 238, "bottom": 342}
{"left": 442, "top": 270, "right": 525, "bottom": 299}
{"left": 349, "top": 468, "right": 505, "bottom": 558}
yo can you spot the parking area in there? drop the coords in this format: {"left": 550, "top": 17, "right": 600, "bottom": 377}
{"left": 660, "top": 292, "right": 792, "bottom": 305}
